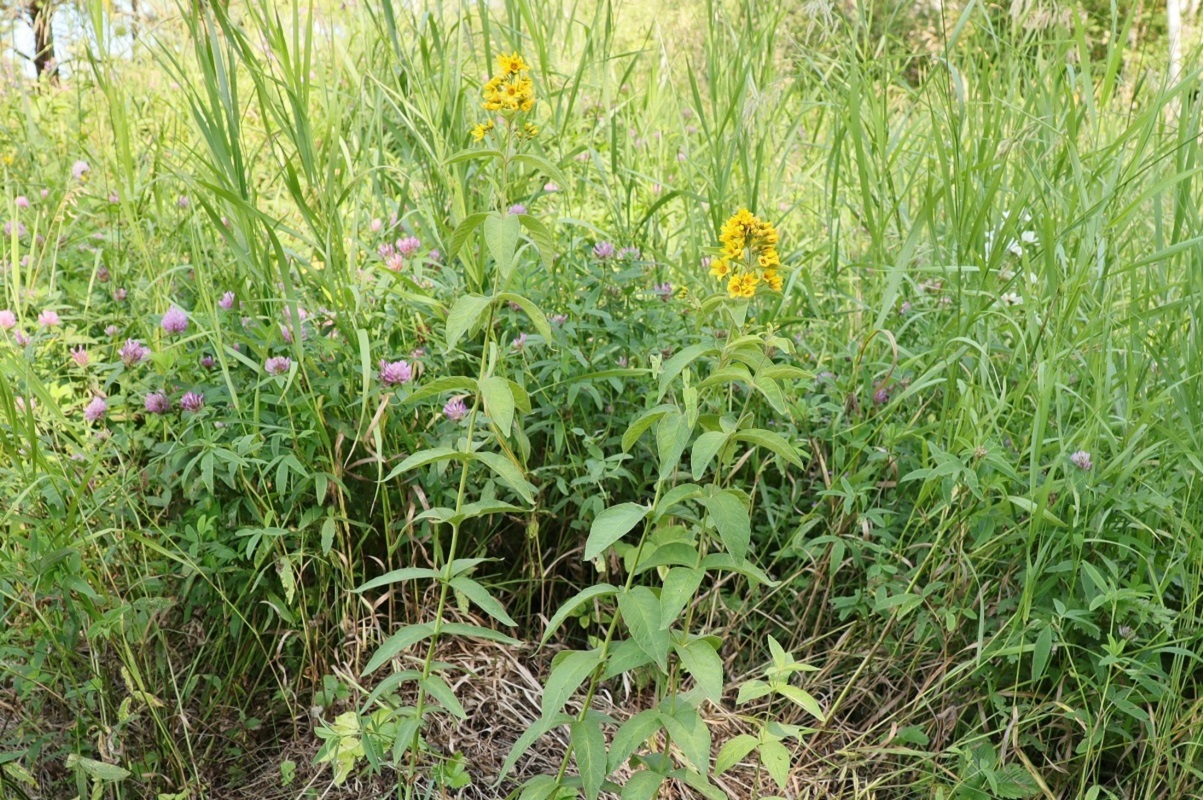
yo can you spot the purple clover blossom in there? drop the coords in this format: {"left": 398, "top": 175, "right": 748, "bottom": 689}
{"left": 370, "top": 218, "right": 383, "bottom": 233}
{"left": 119, "top": 338, "right": 151, "bottom": 366}
{"left": 512, "top": 333, "right": 528, "bottom": 351}
{"left": 161, "top": 305, "right": 188, "bottom": 335}
{"left": 144, "top": 391, "right": 172, "bottom": 415}
{"left": 1070, "top": 450, "right": 1093, "bottom": 471}
{"left": 83, "top": 396, "right": 107, "bottom": 423}
{"left": 200, "top": 355, "right": 215, "bottom": 369}
{"left": 97, "top": 265, "right": 110, "bottom": 282}
{"left": 265, "top": 356, "right": 292, "bottom": 376}
{"left": 551, "top": 314, "right": 568, "bottom": 325}
{"left": 873, "top": 386, "right": 890, "bottom": 405}
{"left": 108, "top": 192, "right": 120, "bottom": 204}
{"left": 113, "top": 288, "right": 127, "bottom": 302}
{"left": 0, "top": 309, "right": 15, "bottom": 330}
{"left": 396, "top": 236, "right": 421, "bottom": 257}
{"left": 38, "top": 309, "right": 60, "bottom": 328}
{"left": 508, "top": 203, "right": 527, "bottom": 215}
{"left": 378, "top": 359, "right": 413, "bottom": 386}
{"left": 653, "top": 282, "right": 673, "bottom": 301}
{"left": 4, "top": 220, "right": 26, "bottom": 237}
{"left": 180, "top": 392, "right": 205, "bottom": 413}
{"left": 15, "top": 196, "right": 29, "bottom": 209}
{"left": 218, "top": 291, "right": 236, "bottom": 310}
{"left": 70, "top": 347, "right": 89, "bottom": 368}
{"left": 443, "top": 397, "right": 468, "bottom": 422}
{"left": 13, "top": 330, "right": 29, "bottom": 346}
{"left": 592, "top": 241, "right": 616, "bottom": 260}
{"left": 177, "top": 195, "right": 191, "bottom": 209}
{"left": 72, "top": 160, "right": 90, "bottom": 181}
{"left": 428, "top": 249, "right": 442, "bottom": 264}
{"left": 104, "top": 325, "right": 120, "bottom": 337}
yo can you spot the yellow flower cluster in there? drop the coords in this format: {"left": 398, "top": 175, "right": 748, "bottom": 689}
{"left": 708, "top": 208, "right": 783, "bottom": 298}
{"left": 482, "top": 52, "right": 535, "bottom": 113}
{"left": 471, "top": 120, "right": 495, "bottom": 141}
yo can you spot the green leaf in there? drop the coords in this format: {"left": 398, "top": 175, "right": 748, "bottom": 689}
{"left": 356, "top": 567, "right": 440, "bottom": 593}
{"left": 498, "top": 714, "right": 573, "bottom": 782}
{"left": 732, "top": 428, "right": 805, "bottom": 469}
{"left": 518, "top": 214, "right": 555, "bottom": 270}
{"left": 608, "top": 709, "right": 662, "bottom": 771}
{"left": 715, "top": 734, "right": 759, "bottom": 775}
{"left": 480, "top": 375, "right": 516, "bottom": 434}
{"left": 542, "top": 649, "right": 602, "bottom": 717}
{"left": 485, "top": 212, "right": 521, "bottom": 281}
{"left": 66, "top": 755, "right": 130, "bottom": 782}
{"left": 543, "top": 584, "right": 619, "bottom": 644}
{"left": 657, "top": 344, "right": 717, "bottom": 400}
{"left": 621, "top": 405, "right": 677, "bottom": 452}
{"left": 735, "top": 679, "right": 773, "bottom": 705}
{"left": 440, "top": 622, "right": 521, "bottom": 646}
{"left": 601, "top": 639, "right": 654, "bottom": 679}
{"left": 446, "top": 148, "right": 503, "bottom": 165}
{"left": 496, "top": 292, "right": 553, "bottom": 340}
{"left": 403, "top": 376, "right": 478, "bottom": 405}
{"left": 701, "top": 553, "right": 777, "bottom": 585}
{"left": 585, "top": 503, "right": 650, "bottom": 560}
{"left": 659, "top": 568, "right": 703, "bottom": 629}
{"left": 445, "top": 294, "right": 493, "bottom": 352}
{"left": 691, "top": 431, "right": 729, "bottom": 481}
{"left": 450, "top": 576, "right": 516, "bottom": 626}
{"left": 759, "top": 738, "right": 791, "bottom": 789}
{"left": 320, "top": 516, "right": 336, "bottom": 555}
{"left": 699, "top": 491, "right": 750, "bottom": 561}
{"left": 362, "top": 623, "right": 435, "bottom": 676}
{"left": 776, "top": 684, "right": 825, "bottom": 722}
{"left": 447, "top": 212, "right": 490, "bottom": 260}
{"left": 618, "top": 587, "right": 670, "bottom": 672}
{"left": 420, "top": 675, "right": 467, "bottom": 719}
{"left": 620, "top": 770, "right": 665, "bottom": 800}
{"left": 658, "top": 703, "right": 711, "bottom": 772}
{"left": 674, "top": 638, "right": 724, "bottom": 704}
{"left": 655, "top": 411, "right": 692, "bottom": 481}
{"left": 474, "top": 451, "right": 535, "bottom": 504}
{"left": 1032, "top": 626, "right": 1054, "bottom": 682}
{"left": 513, "top": 152, "right": 569, "bottom": 189}
{"left": 382, "top": 446, "right": 464, "bottom": 482}
{"left": 571, "top": 718, "right": 608, "bottom": 800}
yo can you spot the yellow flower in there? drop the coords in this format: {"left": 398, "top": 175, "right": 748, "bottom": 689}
{"left": 763, "top": 269, "right": 783, "bottom": 292}
{"left": 708, "top": 258, "right": 730, "bottom": 280}
{"left": 713, "top": 207, "right": 784, "bottom": 297}
{"left": 1, "top": 155, "right": 12, "bottom": 166}
{"left": 497, "top": 52, "right": 531, "bottom": 76}
{"left": 521, "top": 123, "right": 540, "bottom": 138}
{"left": 471, "top": 120, "right": 494, "bottom": 141}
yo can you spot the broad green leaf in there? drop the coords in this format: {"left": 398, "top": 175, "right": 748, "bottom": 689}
{"left": 440, "top": 622, "right": 521, "bottom": 646}
{"left": 496, "top": 292, "right": 552, "bottom": 340}
{"left": 585, "top": 503, "right": 649, "bottom": 560}
{"left": 480, "top": 375, "right": 516, "bottom": 434}
{"left": 655, "top": 411, "right": 692, "bottom": 481}
{"left": 383, "top": 446, "right": 464, "bottom": 482}
{"left": 736, "top": 679, "right": 773, "bottom": 705}
{"left": 403, "top": 376, "right": 478, "bottom": 405}
{"left": 356, "top": 567, "right": 440, "bottom": 593}
{"left": 542, "top": 649, "right": 602, "bottom": 716}
{"left": 513, "top": 152, "right": 569, "bottom": 189}
{"left": 445, "top": 294, "right": 493, "bottom": 352}
{"left": 691, "top": 431, "right": 729, "bottom": 481}
{"left": 759, "top": 738, "right": 791, "bottom": 789}
{"left": 699, "top": 491, "right": 750, "bottom": 561}
{"left": 420, "top": 675, "right": 467, "bottom": 719}
{"left": 474, "top": 451, "right": 535, "bottom": 504}
{"left": 571, "top": 718, "right": 608, "bottom": 800}
{"left": 543, "top": 584, "right": 619, "bottom": 644}
{"left": 499, "top": 716, "right": 573, "bottom": 784}
{"left": 659, "top": 568, "right": 703, "bottom": 628}
{"left": 320, "top": 516, "right": 336, "bottom": 555}
{"left": 607, "top": 709, "right": 662, "bottom": 771}
{"left": 450, "top": 576, "right": 516, "bottom": 626}
{"left": 776, "top": 684, "right": 825, "bottom": 722}
{"left": 658, "top": 703, "right": 711, "bottom": 773}
{"left": 657, "top": 344, "right": 717, "bottom": 400}
{"left": 674, "top": 638, "right": 724, "bottom": 703}
{"left": 733, "top": 428, "right": 805, "bottom": 469}
{"left": 715, "top": 734, "right": 759, "bottom": 775}
{"left": 618, "top": 587, "right": 670, "bottom": 672}
{"left": 601, "top": 639, "right": 654, "bottom": 679}
{"left": 701, "top": 553, "right": 777, "bottom": 585}
{"left": 518, "top": 213, "right": 555, "bottom": 270}
{"left": 362, "top": 623, "right": 435, "bottom": 676}
{"left": 621, "top": 770, "right": 665, "bottom": 800}
{"left": 621, "top": 405, "right": 676, "bottom": 452}
{"left": 66, "top": 755, "right": 130, "bottom": 782}
{"left": 447, "top": 211, "right": 490, "bottom": 259}
{"left": 445, "top": 148, "right": 503, "bottom": 165}
{"left": 654, "top": 483, "right": 704, "bottom": 520}
{"left": 485, "top": 212, "right": 521, "bottom": 281}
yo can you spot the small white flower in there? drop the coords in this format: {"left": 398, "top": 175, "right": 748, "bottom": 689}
{"left": 1021, "top": 230, "right": 1037, "bottom": 244}
{"left": 1000, "top": 291, "right": 1022, "bottom": 307}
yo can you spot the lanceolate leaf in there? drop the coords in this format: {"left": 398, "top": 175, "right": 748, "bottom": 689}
{"left": 699, "top": 490, "right": 751, "bottom": 561}
{"left": 618, "top": 587, "right": 670, "bottom": 672}
{"left": 543, "top": 584, "right": 620, "bottom": 644}
{"left": 572, "top": 717, "right": 608, "bottom": 800}
{"left": 542, "top": 649, "right": 602, "bottom": 716}
{"left": 584, "top": 503, "right": 650, "bottom": 560}
{"left": 445, "top": 294, "right": 493, "bottom": 352}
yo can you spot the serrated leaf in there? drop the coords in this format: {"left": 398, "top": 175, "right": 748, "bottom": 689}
{"left": 618, "top": 587, "right": 670, "bottom": 672}
{"left": 585, "top": 503, "right": 649, "bottom": 560}
{"left": 542, "top": 649, "right": 602, "bottom": 716}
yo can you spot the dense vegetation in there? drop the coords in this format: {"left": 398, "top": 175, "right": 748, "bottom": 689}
{"left": 1, "top": 1, "right": 1202, "bottom": 798}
